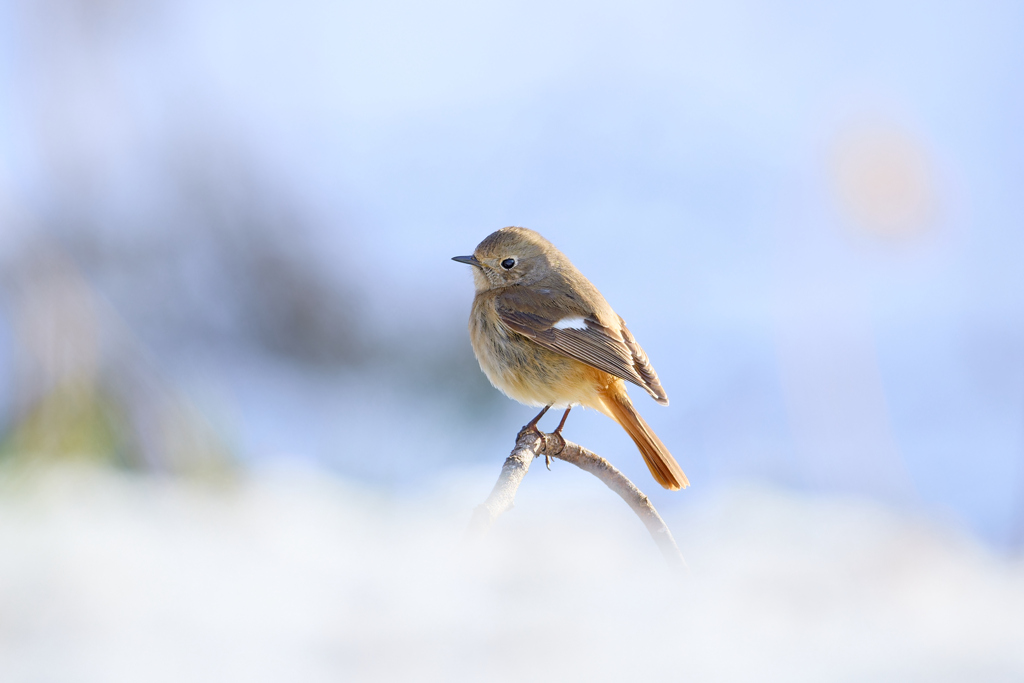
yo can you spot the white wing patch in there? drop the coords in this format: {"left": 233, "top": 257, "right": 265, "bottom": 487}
{"left": 552, "top": 316, "right": 588, "bottom": 330}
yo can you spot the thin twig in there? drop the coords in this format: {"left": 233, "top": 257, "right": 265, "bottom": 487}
{"left": 466, "top": 427, "right": 686, "bottom": 571}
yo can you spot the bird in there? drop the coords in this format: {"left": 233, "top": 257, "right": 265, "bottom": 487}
{"left": 452, "top": 226, "right": 688, "bottom": 490}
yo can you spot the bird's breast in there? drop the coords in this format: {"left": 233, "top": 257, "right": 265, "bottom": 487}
{"left": 469, "top": 297, "right": 606, "bottom": 409}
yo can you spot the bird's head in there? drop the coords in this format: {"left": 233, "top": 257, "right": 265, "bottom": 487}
{"left": 452, "top": 227, "right": 558, "bottom": 292}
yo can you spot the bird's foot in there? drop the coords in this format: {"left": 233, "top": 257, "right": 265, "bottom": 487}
{"left": 546, "top": 431, "right": 566, "bottom": 456}
{"left": 542, "top": 423, "right": 567, "bottom": 469}
{"left": 548, "top": 407, "right": 571, "bottom": 453}
{"left": 518, "top": 405, "right": 552, "bottom": 442}
{"left": 517, "top": 422, "right": 544, "bottom": 442}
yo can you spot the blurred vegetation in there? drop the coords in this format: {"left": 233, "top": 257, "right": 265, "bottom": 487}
{"left": 0, "top": 127, "right": 503, "bottom": 478}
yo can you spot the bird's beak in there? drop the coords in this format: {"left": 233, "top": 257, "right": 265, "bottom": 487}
{"left": 451, "top": 255, "right": 482, "bottom": 267}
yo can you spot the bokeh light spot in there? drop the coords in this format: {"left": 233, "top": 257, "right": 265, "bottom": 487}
{"left": 830, "top": 122, "right": 936, "bottom": 239}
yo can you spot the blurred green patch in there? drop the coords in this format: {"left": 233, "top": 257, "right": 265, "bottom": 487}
{"left": 0, "top": 379, "right": 234, "bottom": 480}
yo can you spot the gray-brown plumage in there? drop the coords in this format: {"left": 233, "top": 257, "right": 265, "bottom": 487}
{"left": 453, "top": 226, "right": 688, "bottom": 490}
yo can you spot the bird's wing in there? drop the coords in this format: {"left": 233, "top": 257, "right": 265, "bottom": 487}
{"left": 495, "top": 288, "right": 669, "bottom": 405}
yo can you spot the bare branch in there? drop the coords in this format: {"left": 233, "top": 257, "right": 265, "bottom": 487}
{"left": 465, "top": 429, "right": 545, "bottom": 540}
{"left": 466, "top": 427, "right": 686, "bottom": 571}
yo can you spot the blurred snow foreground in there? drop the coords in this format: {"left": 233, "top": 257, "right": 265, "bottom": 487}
{"left": 1, "top": 464, "right": 1023, "bottom": 683}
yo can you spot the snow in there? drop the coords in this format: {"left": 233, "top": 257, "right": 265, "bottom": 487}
{"left": 1, "top": 463, "right": 1021, "bottom": 682}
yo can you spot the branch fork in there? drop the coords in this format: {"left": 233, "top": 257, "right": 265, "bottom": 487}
{"left": 466, "top": 425, "right": 686, "bottom": 571}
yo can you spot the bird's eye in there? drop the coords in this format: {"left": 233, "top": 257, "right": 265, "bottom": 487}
{"left": 501, "top": 258, "right": 516, "bottom": 270}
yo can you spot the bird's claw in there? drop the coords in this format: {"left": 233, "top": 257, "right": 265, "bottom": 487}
{"left": 518, "top": 423, "right": 543, "bottom": 442}
{"left": 548, "top": 430, "right": 566, "bottom": 455}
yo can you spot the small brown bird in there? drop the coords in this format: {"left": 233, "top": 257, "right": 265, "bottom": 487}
{"left": 453, "top": 227, "right": 688, "bottom": 490}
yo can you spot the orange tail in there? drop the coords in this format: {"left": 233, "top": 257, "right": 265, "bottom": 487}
{"left": 596, "top": 384, "right": 689, "bottom": 490}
